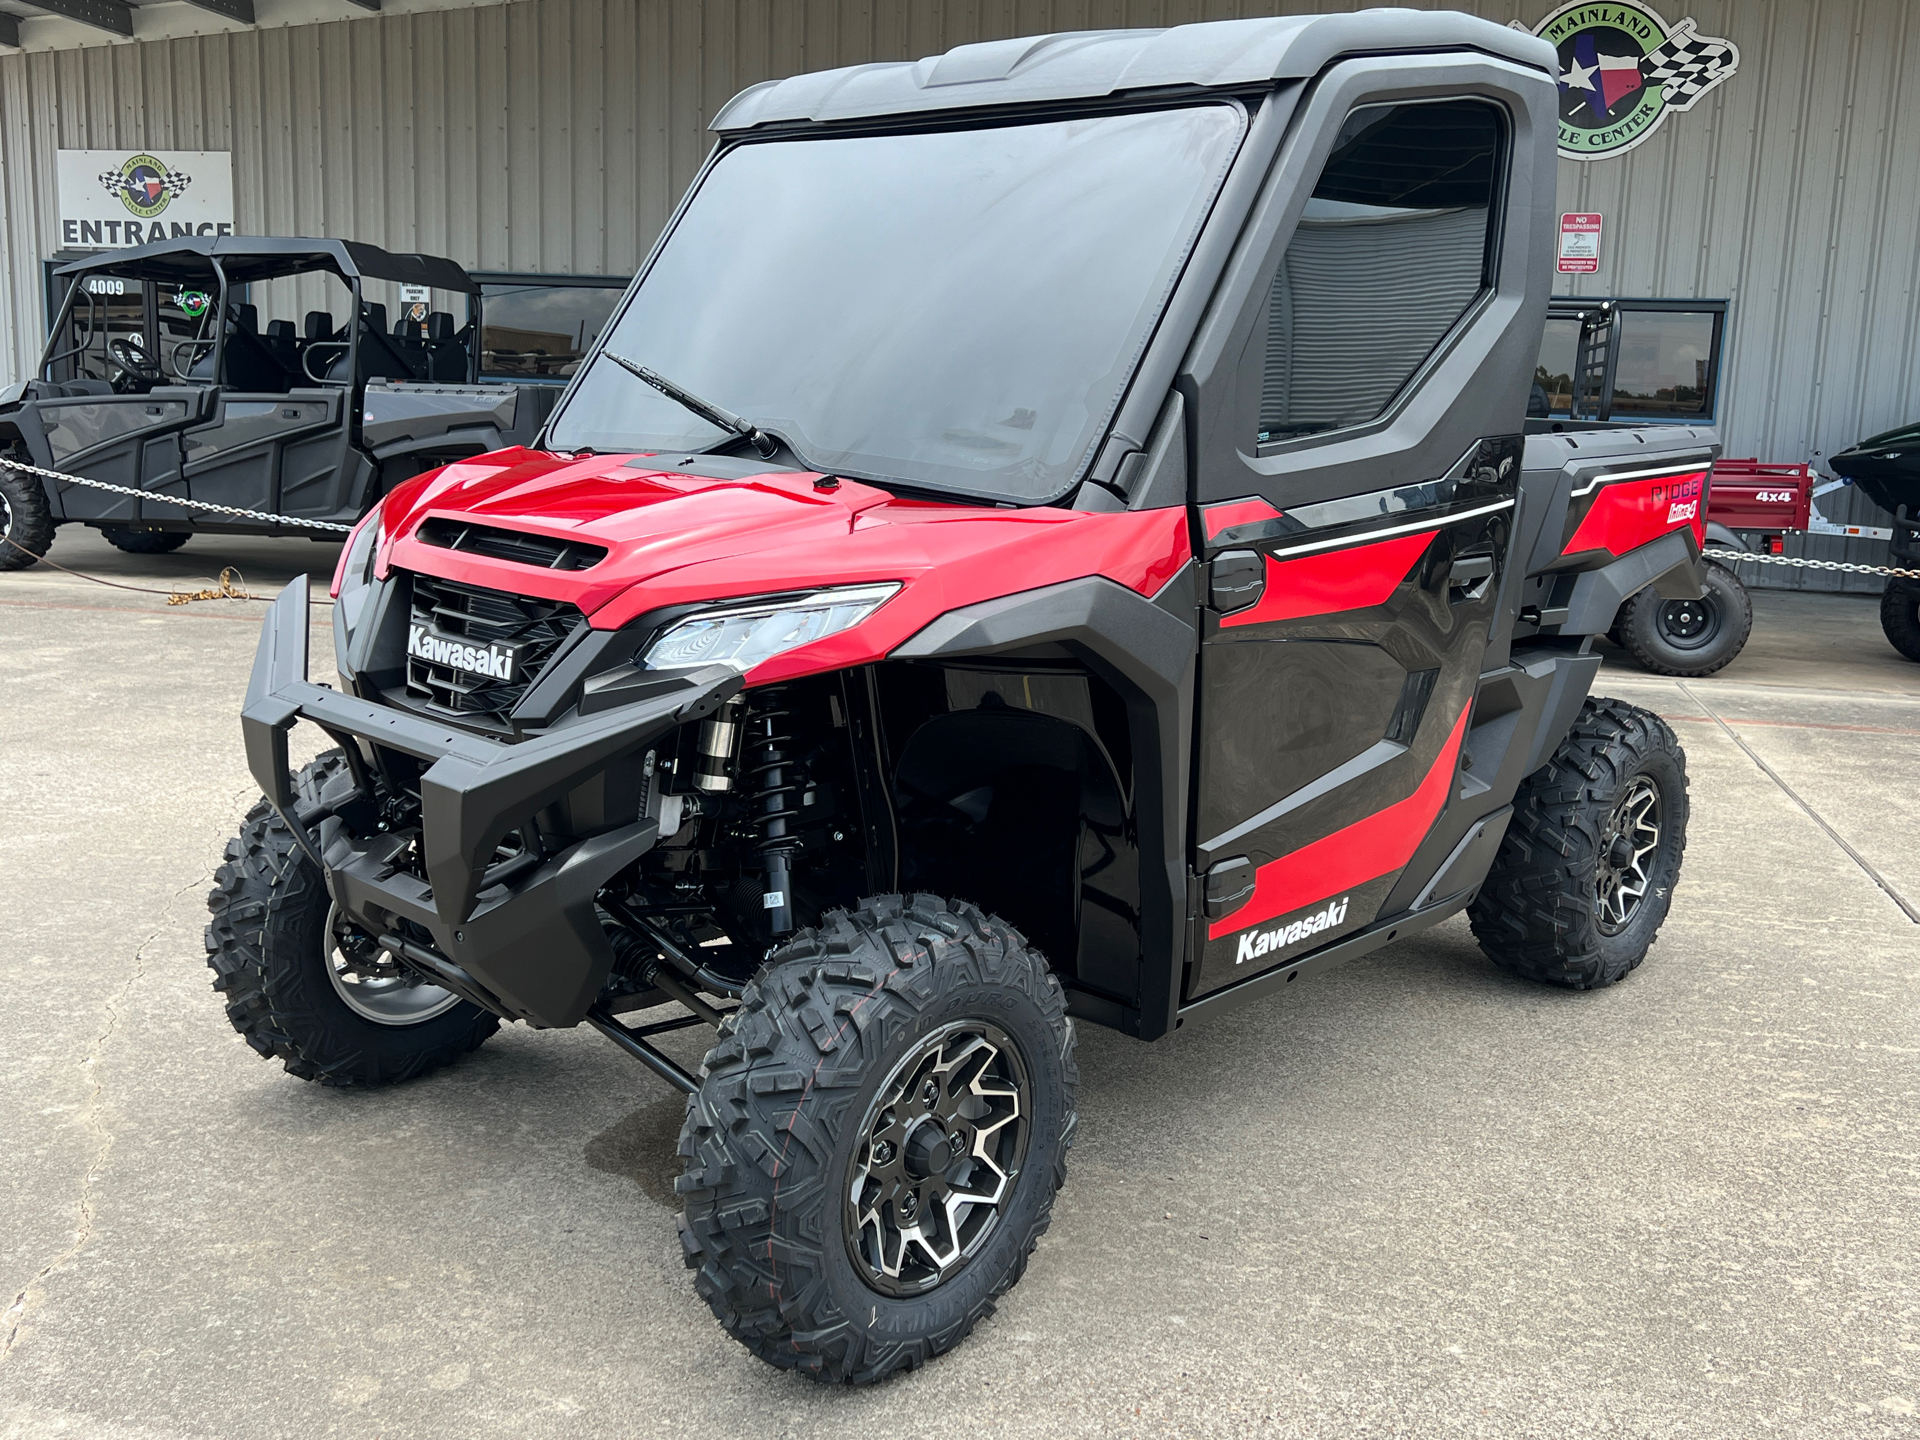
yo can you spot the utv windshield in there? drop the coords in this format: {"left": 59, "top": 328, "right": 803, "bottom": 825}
{"left": 547, "top": 104, "right": 1246, "bottom": 503}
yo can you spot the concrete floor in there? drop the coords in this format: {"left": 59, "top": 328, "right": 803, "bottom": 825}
{"left": 2, "top": 528, "right": 1917, "bottom": 1438}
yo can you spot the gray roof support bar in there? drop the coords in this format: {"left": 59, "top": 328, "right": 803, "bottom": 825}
{"left": 16, "top": 0, "right": 132, "bottom": 34}
{"left": 179, "top": 0, "right": 255, "bottom": 22}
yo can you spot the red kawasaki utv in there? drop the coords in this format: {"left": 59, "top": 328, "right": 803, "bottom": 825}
{"left": 209, "top": 13, "right": 1712, "bottom": 1384}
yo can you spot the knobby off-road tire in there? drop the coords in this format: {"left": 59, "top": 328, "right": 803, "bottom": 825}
{"left": 1617, "top": 562, "right": 1752, "bottom": 677}
{"left": 0, "top": 462, "right": 53, "bottom": 570}
{"left": 1470, "top": 697, "right": 1688, "bottom": 989}
{"left": 677, "top": 894, "right": 1077, "bottom": 1384}
{"left": 100, "top": 523, "right": 189, "bottom": 555}
{"left": 204, "top": 751, "right": 498, "bottom": 1085}
{"left": 1880, "top": 578, "right": 1920, "bottom": 662}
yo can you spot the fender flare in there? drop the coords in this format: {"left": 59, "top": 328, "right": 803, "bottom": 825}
{"left": 891, "top": 568, "right": 1199, "bottom": 1039}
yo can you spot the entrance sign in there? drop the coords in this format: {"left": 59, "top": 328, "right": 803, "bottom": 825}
{"left": 1558, "top": 213, "right": 1603, "bottom": 273}
{"left": 55, "top": 150, "right": 235, "bottom": 248}
{"left": 1522, "top": 5, "right": 1740, "bottom": 160}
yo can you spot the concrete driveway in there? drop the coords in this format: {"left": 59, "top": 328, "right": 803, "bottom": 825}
{"left": 3, "top": 530, "right": 1917, "bottom": 1438}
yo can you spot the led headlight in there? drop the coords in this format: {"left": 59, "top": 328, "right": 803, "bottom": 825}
{"left": 642, "top": 583, "right": 900, "bottom": 673}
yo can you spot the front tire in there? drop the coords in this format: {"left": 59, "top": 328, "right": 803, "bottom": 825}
{"left": 100, "top": 523, "right": 189, "bottom": 555}
{"left": 204, "top": 752, "right": 499, "bottom": 1085}
{"left": 0, "top": 462, "right": 53, "bottom": 571}
{"left": 1616, "top": 562, "right": 1752, "bottom": 677}
{"left": 1469, "top": 698, "right": 1688, "bottom": 989}
{"left": 1880, "top": 578, "right": 1920, "bottom": 662}
{"left": 677, "top": 894, "right": 1077, "bottom": 1384}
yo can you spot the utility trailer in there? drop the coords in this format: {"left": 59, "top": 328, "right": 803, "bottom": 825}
{"left": 207, "top": 13, "right": 1716, "bottom": 1383}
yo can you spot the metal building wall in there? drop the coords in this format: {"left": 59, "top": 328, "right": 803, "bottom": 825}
{"left": 1, "top": 0, "right": 1915, "bottom": 585}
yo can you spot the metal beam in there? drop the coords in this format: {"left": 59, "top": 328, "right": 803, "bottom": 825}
{"left": 178, "top": 0, "right": 253, "bottom": 21}
{"left": 341, "top": 0, "right": 378, "bottom": 10}
{"left": 0, "top": 11, "right": 20, "bottom": 46}
{"left": 15, "top": 0, "right": 131, "bottom": 36}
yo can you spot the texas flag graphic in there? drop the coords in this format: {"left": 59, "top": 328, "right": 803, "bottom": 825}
{"left": 1563, "top": 31, "right": 1644, "bottom": 119}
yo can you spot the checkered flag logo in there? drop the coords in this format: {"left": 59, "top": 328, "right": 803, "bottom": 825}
{"left": 1640, "top": 18, "right": 1740, "bottom": 113}
{"left": 95, "top": 164, "right": 193, "bottom": 199}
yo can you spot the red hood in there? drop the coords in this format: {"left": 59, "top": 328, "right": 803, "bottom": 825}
{"left": 377, "top": 448, "right": 1191, "bottom": 685}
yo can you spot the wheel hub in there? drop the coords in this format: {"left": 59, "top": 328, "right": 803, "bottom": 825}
{"left": 1596, "top": 775, "right": 1661, "bottom": 936}
{"left": 324, "top": 905, "right": 462, "bottom": 1026}
{"left": 845, "top": 1021, "right": 1031, "bottom": 1297}
{"left": 1657, "top": 596, "right": 1719, "bottom": 648}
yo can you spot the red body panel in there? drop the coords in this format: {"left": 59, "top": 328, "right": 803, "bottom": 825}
{"left": 375, "top": 449, "right": 1192, "bottom": 686}
{"left": 1706, "top": 458, "right": 1813, "bottom": 533}
{"left": 1218, "top": 529, "right": 1434, "bottom": 629}
{"left": 1208, "top": 705, "right": 1470, "bottom": 939}
{"left": 1562, "top": 467, "right": 1709, "bottom": 559}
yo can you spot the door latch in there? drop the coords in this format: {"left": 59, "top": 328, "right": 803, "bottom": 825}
{"left": 1204, "top": 856, "right": 1255, "bottom": 921}
{"left": 1209, "top": 550, "right": 1264, "bottom": 613}
{"left": 1447, "top": 554, "right": 1495, "bottom": 601}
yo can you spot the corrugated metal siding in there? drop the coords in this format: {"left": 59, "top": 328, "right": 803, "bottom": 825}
{"left": 2, "top": 0, "right": 1916, "bottom": 587}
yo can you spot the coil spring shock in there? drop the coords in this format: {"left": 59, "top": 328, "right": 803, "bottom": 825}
{"left": 744, "top": 688, "right": 806, "bottom": 938}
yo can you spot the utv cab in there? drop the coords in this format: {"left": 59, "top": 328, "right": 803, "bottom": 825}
{"left": 0, "top": 236, "right": 556, "bottom": 568}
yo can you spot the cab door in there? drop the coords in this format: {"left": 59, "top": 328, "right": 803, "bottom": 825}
{"left": 1178, "top": 61, "right": 1555, "bottom": 999}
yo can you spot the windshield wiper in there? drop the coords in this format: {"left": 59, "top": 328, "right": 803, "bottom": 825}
{"left": 601, "top": 352, "right": 779, "bottom": 460}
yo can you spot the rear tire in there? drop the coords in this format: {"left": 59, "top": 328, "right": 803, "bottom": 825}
{"left": 676, "top": 894, "right": 1077, "bottom": 1384}
{"left": 1469, "top": 697, "right": 1688, "bottom": 989}
{"left": 1880, "top": 578, "right": 1920, "bottom": 662}
{"left": 1616, "top": 562, "right": 1752, "bottom": 677}
{"left": 100, "top": 523, "right": 189, "bottom": 555}
{"left": 0, "top": 462, "right": 53, "bottom": 571}
{"left": 204, "top": 751, "right": 499, "bottom": 1085}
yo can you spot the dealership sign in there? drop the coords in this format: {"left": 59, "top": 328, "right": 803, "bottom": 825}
{"left": 1523, "top": 4, "right": 1740, "bottom": 160}
{"left": 55, "top": 150, "right": 235, "bottom": 248}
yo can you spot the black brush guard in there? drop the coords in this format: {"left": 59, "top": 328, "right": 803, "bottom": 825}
{"left": 241, "top": 576, "right": 740, "bottom": 1027}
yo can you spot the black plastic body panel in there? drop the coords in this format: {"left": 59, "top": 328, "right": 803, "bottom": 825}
{"left": 892, "top": 571, "right": 1199, "bottom": 1041}
{"left": 243, "top": 576, "right": 739, "bottom": 1028}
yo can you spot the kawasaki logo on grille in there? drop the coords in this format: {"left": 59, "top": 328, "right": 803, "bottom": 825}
{"left": 407, "top": 623, "right": 523, "bottom": 681}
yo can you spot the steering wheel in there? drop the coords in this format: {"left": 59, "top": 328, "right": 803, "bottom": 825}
{"left": 107, "top": 337, "right": 164, "bottom": 387}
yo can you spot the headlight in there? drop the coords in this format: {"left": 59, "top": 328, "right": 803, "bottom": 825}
{"left": 643, "top": 583, "right": 900, "bottom": 673}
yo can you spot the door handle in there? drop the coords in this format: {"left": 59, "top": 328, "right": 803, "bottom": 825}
{"left": 1448, "top": 556, "right": 1495, "bottom": 587}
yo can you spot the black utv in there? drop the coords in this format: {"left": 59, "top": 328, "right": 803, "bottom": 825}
{"left": 0, "top": 236, "right": 559, "bottom": 569}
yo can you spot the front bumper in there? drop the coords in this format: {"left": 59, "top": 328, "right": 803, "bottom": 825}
{"left": 241, "top": 576, "right": 739, "bottom": 1027}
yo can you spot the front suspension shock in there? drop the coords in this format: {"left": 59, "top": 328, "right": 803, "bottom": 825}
{"left": 744, "top": 688, "right": 805, "bottom": 938}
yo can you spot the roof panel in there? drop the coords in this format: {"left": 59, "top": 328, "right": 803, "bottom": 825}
{"left": 711, "top": 12, "right": 1555, "bottom": 132}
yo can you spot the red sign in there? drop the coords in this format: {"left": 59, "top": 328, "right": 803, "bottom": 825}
{"left": 1558, "top": 212, "right": 1602, "bottom": 273}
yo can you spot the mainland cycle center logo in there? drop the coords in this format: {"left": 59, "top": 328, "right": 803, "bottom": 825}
{"left": 96, "top": 153, "right": 193, "bottom": 220}
{"left": 1524, "top": 3, "right": 1740, "bottom": 160}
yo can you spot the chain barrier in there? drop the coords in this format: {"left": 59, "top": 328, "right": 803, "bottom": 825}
{"left": 1702, "top": 547, "right": 1920, "bottom": 581}
{"left": 1, "top": 456, "right": 354, "bottom": 533}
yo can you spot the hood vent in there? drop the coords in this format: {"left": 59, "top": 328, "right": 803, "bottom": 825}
{"left": 418, "top": 517, "right": 607, "bottom": 571}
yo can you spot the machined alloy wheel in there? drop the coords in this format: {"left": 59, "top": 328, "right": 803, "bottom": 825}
{"left": 1470, "top": 697, "right": 1689, "bottom": 988}
{"left": 1595, "top": 775, "right": 1660, "bottom": 935}
{"left": 205, "top": 750, "right": 498, "bottom": 1085}
{"left": 324, "top": 904, "right": 462, "bottom": 1026}
{"left": 678, "top": 893, "right": 1078, "bottom": 1384}
{"left": 846, "top": 1020, "right": 1031, "bottom": 1296}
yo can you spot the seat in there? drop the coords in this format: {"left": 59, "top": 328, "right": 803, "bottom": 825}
{"left": 262, "top": 319, "right": 300, "bottom": 376}
{"left": 392, "top": 317, "right": 429, "bottom": 377}
{"left": 425, "top": 311, "right": 467, "bottom": 383}
{"left": 323, "top": 303, "right": 421, "bottom": 384}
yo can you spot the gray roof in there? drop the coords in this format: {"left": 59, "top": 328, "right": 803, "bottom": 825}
{"left": 53, "top": 236, "right": 478, "bottom": 293}
{"left": 713, "top": 11, "right": 1555, "bottom": 132}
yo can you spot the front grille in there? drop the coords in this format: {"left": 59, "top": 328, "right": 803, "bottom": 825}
{"left": 405, "top": 571, "right": 585, "bottom": 719}
{"left": 418, "top": 517, "right": 607, "bottom": 572}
